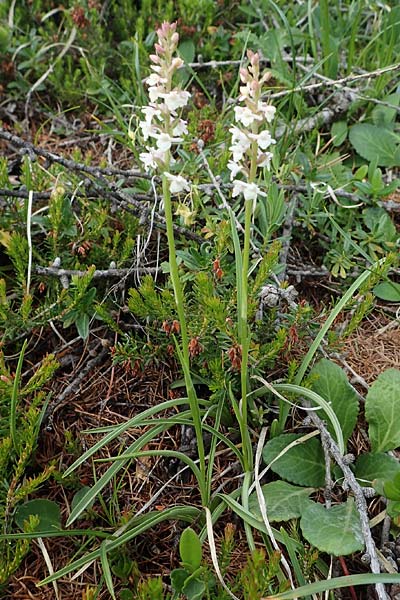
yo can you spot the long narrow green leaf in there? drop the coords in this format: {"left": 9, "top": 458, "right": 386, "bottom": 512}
{"left": 40, "top": 506, "right": 200, "bottom": 585}
{"left": 10, "top": 339, "right": 27, "bottom": 451}
{"left": 274, "top": 383, "right": 345, "bottom": 454}
{"left": 217, "top": 494, "right": 285, "bottom": 542}
{"left": 63, "top": 398, "right": 193, "bottom": 477}
{"left": 100, "top": 542, "right": 116, "bottom": 600}
{"left": 67, "top": 424, "right": 167, "bottom": 525}
{"left": 0, "top": 529, "right": 112, "bottom": 541}
{"left": 265, "top": 573, "right": 400, "bottom": 599}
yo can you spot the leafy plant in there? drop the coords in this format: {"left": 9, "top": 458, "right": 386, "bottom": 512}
{"left": 171, "top": 527, "right": 215, "bottom": 600}
{"left": 250, "top": 360, "right": 400, "bottom": 559}
{"left": 0, "top": 343, "right": 59, "bottom": 585}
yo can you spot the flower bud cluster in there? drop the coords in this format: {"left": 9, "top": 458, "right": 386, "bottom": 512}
{"left": 228, "top": 50, "right": 276, "bottom": 202}
{"left": 138, "top": 21, "right": 190, "bottom": 194}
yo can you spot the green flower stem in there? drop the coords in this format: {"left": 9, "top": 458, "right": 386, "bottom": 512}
{"left": 239, "top": 196, "right": 254, "bottom": 470}
{"left": 238, "top": 135, "right": 259, "bottom": 550}
{"left": 161, "top": 172, "right": 207, "bottom": 505}
{"left": 239, "top": 133, "right": 259, "bottom": 470}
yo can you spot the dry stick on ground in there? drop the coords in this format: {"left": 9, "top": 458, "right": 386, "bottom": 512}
{"left": 275, "top": 90, "right": 356, "bottom": 138}
{"left": 0, "top": 128, "right": 148, "bottom": 179}
{"left": 269, "top": 62, "right": 400, "bottom": 100}
{"left": 308, "top": 411, "right": 390, "bottom": 600}
{"left": 295, "top": 59, "right": 400, "bottom": 115}
{"left": 36, "top": 265, "right": 159, "bottom": 279}
{"left": 0, "top": 128, "right": 202, "bottom": 242}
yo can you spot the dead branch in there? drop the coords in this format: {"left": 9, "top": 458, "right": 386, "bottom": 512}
{"left": 36, "top": 265, "right": 159, "bottom": 279}
{"left": 309, "top": 411, "right": 390, "bottom": 600}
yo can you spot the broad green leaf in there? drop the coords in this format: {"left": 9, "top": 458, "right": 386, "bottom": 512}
{"left": 76, "top": 312, "right": 90, "bottom": 339}
{"left": 249, "top": 481, "right": 314, "bottom": 522}
{"left": 310, "top": 359, "right": 359, "bottom": 444}
{"left": 383, "top": 473, "right": 400, "bottom": 501}
{"left": 179, "top": 527, "right": 202, "bottom": 571}
{"left": 183, "top": 576, "right": 206, "bottom": 600}
{"left": 355, "top": 452, "right": 400, "bottom": 485}
{"left": 300, "top": 499, "right": 364, "bottom": 556}
{"left": 15, "top": 499, "right": 61, "bottom": 533}
{"left": 331, "top": 120, "right": 348, "bottom": 147}
{"left": 171, "top": 568, "right": 189, "bottom": 593}
{"left": 349, "top": 123, "right": 400, "bottom": 166}
{"left": 365, "top": 369, "right": 400, "bottom": 452}
{"left": 387, "top": 500, "right": 400, "bottom": 519}
{"left": 263, "top": 434, "right": 326, "bottom": 487}
{"left": 178, "top": 39, "right": 195, "bottom": 63}
{"left": 373, "top": 280, "right": 400, "bottom": 302}
{"left": 372, "top": 93, "right": 400, "bottom": 126}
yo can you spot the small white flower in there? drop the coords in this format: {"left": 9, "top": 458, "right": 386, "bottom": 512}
{"left": 160, "top": 90, "right": 191, "bottom": 112}
{"left": 139, "top": 148, "right": 166, "bottom": 172}
{"left": 165, "top": 172, "right": 190, "bottom": 194}
{"left": 139, "top": 151, "right": 158, "bottom": 171}
{"left": 141, "top": 105, "right": 161, "bottom": 123}
{"left": 258, "top": 102, "right": 276, "bottom": 123}
{"left": 149, "top": 86, "right": 164, "bottom": 102}
{"left": 258, "top": 151, "right": 273, "bottom": 169}
{"left": 234, "top": 106, "right": 262, "bottom": 127}
{"left": 252, "top": 130, "right": 276, "bottom": 150}
{"left": 146, "top": 72, "right": 166, "bottom": 87}
{"left": 156, "top": 133, "right": 173, "bottom": 151}
{"left": 227, "top": 160, "right": 243, "bottom": 180}
{"left": 139, "top": 120, "right": 158, "bottom": 141}
{"left": 229, "top": 126, "right": 251, "bottom": 162}
{"left": 172, "top": 119, "right": 188, "bottom": 136}
{"left": 229, "top": 125, "right": 247, "bottom": 143}
{"left": 155, "top": 132, "right": 183, "bottom": 151}
{"left": 232, "top": 180, "right": 263, "bottom": 201}
{"left": 239, "top": 83, "right": 252, "bottom": 101}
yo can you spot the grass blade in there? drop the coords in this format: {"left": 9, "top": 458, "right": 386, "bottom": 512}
{"left": 264, "top": 573, "right": 400, "bottom": 599}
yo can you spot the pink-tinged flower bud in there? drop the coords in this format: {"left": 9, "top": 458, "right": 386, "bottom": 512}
{"left": 149, "top": 54, "right": 161, "bottom": 64}
{"left": 171, "top": 57, "right": 184, "bottom": 69}
{"left": 251, "top": 80, "right": 259, "bottom": 94}
{"left": 252, "top": 52, "right": 260, "bottom": 66}
{"left": 154, "top": 43, "right": 165, "bottom": 54}
{"left": 239, "top": 68, "right": 249, "bottom": 83}
{"left": 171, "top": 32, "right": 179, "bottom": 46}
{"left": 260, "top": 71, "right": 271, "bottom": 85}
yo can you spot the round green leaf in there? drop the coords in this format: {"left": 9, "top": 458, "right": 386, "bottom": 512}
{"left": 349, "top": 123, "right": 400, "bottom": 167}
{"left": 300, "top": 499, "right": 364, "bottom": 556}
{"left": 331, "top": 120, "right": 348, "bottom": 147}
{"left": 355, "top": 452, "right": 400, "bottom": 485}
{"left": 249, "top": 481, "right": 314, "bottom": 522}
{"left": 373, "top": 281, "right": 400, "bottom": 302}
{"left": 15, "top": 499, "right": 61, "bottom": 533}
{"left": 365, "top": 369, "right": 400, "bottom": 452}
{"left": 310, "top": 359, "right": 359, "bottom": 444}
{"left": 179, "top": 527, "right": 202, "bottom": 571}
{"left": 263, "top": 434, "right": 325, "bottom": 487}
